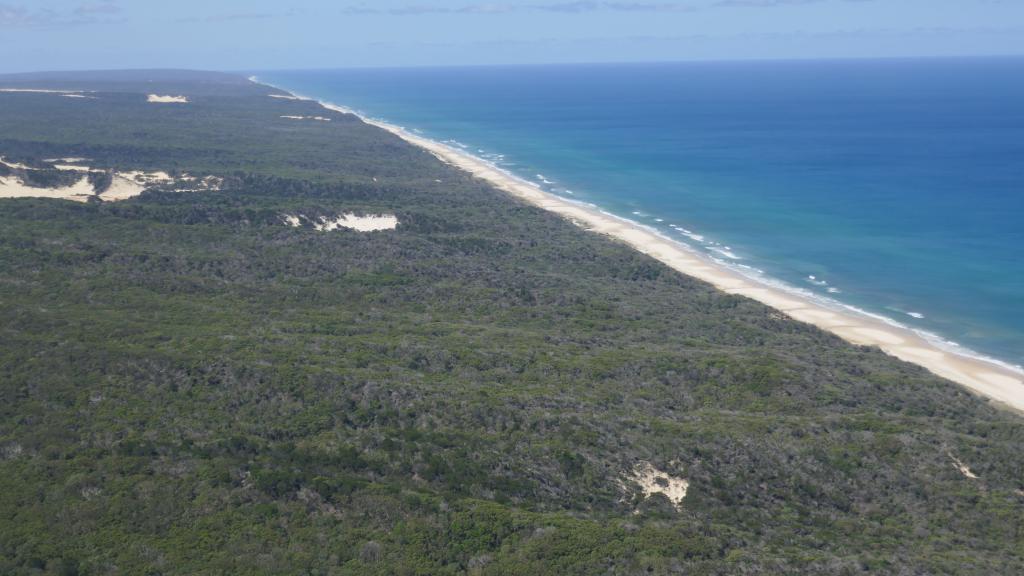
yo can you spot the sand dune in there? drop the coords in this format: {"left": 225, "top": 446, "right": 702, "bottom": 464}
{"left": 147, "top": 94, "right": 189, "bottom": 103}
{"left": 622, "top": 462, "right": 688, "bottom": 510}
{"left": 282, "top": 213, "right": 398, "bottom": 232}
{"left": 280, "top": 115, "right": 331, "bottom": 122}
{"left": 0, "top": 88, "right": 89, "bottom": 94}
{"left": 0, "top": 159, "right": 216, "bottom": 202}
{"left": 0, "top": 175, "right": 95, "bottom": 202}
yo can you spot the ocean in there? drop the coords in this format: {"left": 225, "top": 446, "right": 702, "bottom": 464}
{"left": 256, "top": 58, "right": 1024, "bottom": 370}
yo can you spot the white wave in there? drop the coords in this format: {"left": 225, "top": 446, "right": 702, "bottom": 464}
{"left": 711, "top": 247, "right": 741, "bottom": 260}
{"left": 911, "top": 329, "right": 1024, "bottom": 375}
{"left": 887, "top": 306, "right": 926, "bottom": 320}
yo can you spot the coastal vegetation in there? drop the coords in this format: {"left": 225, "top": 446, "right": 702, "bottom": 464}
{"left": 1, "top": 70, "right": 1022, "bottom": 575}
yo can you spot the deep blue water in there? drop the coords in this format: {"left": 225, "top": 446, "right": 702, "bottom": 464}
{"left": 258, "top": 59, "right": 1024, "bottom": 368}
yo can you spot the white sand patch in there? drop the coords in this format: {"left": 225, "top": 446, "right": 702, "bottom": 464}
{"left": 0, "top": 175, "right": 95, "bottom": 202}
{"left": 171, "top": 175, "right": 223, "bottom": 193}
{"left": 147, "top": 94, "right": 189, "bottom": 104}
{"left": 107, "top": 170, "right": 219, "bottom": 198}
{"left": 280, "top": 115, "right": 331, "bottom": 122}
{"left": 0, "top": 157, "right": 39, "bottom": 171}
{"left": 118, "top": 170, "right": 174, "bottom": 184}
{"left": 54, "top": 164, "right": 93, "bottom": 172}
{"left": 0, "top": 88, "right": 95, "bottom": 100}
{"left": 282, "top": 213, "right": 398, "bottom": 232}
{"left": 100, "top": 175, "right": 146, "bottom": 201}
{"left": 315, "top": 213, "right": 398, "bottom": 232}
{"left": 621, "top": 462, "right": 689, "bottom": 510}
{"left": 184, "top": 175, "right": 224, "bottom": 192}
{"left": 44, "top": 158, "right": 89, "bottom": 164}
{"left": 949, "top": 454, "right": 979, "bottom": 479}
{"left": 0, "top": 88, "right": 89, "bottom": 94}
{"left": 0, "top": 159, "right": 219, "bottom": 202}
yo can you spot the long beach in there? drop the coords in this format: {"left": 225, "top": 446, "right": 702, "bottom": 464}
{"left": 299, "top": 97, "right": 1024, "bottom": 413}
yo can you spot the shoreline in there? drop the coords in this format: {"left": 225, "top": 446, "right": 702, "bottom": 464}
{"left": 254, "top": 78, "right": 1024, "bottom": 413}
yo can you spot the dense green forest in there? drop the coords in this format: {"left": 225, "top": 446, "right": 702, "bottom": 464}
{"left": 1, "top": 70, "right": 1022, "bottom": 575}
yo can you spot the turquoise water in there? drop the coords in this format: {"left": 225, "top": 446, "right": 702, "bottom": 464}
{"left": 257, "top": 59, "right": 1024, "bottom": 369}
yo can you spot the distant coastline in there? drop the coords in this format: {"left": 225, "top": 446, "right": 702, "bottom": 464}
{"left": 250, "top": 75, "right": 1024, "bottom": 412}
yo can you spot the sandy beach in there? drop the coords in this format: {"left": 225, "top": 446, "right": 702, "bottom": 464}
{"left": 300, "top": 97, "right": 1024, "bottom": 412}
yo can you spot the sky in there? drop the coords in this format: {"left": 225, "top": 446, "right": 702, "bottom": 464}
{"left": 1, "top": 0, "right": 1023, "bottom": 73}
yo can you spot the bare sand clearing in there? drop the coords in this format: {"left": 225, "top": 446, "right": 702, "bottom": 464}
{"left": 282, "top": 213, "right": 399, "bottom": 232}
{"left": 100, "top": 177, "right": 146, "bottom": 201}
{"left": 119, "top": 170, "right": 174, "bottom": 183}
{"left": 1, "top": 88, "right": 97, "bottom": 101}
{"left": 621, "top": 462, "right": 689, "bottom": 510}
{"left": 0, "top": 170, "right": 143, "bottom": 203}
{"left": 280, "top": 115, "right": 331, "bottom": 122}
{"left": 316, "top": 214, "right": 397, "bottom": 232}
{"left": 0, "top": 175, "right": 95, "bottom": 202}
{"left": 949, "top": 454, "right": 979, "bottom": 479}
{"left": 0, "top": 159, "right": 215, "bottom": 203}
{"left": 0, "top": 157, "right": 39, "bottom": 171}
{"left": 306, "top": 98, "right": 1024, "bottom": 413}
{"left": 0, "top": 88, "right": 89, "bottom": 94}
{"left": 147, "top": 94, "right": 189, "bottom": 104}
{"left": 44, "top": 157, "right": 89, "bottom": 163}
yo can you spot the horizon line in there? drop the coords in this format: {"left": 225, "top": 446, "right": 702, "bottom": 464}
{"left": 3, "top": 53, "right": 1024, "bottom": 78}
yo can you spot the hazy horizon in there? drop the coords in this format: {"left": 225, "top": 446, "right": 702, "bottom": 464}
{"left": 2, "top": 0, "right": 1023, "bottom": 74}
{"left": 2, "top": 54, "right": 1024, "bottom": 78}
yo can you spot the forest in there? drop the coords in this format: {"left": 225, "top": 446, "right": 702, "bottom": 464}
{"left": 1, "top": 70, "right": 1022, "bottom": 575}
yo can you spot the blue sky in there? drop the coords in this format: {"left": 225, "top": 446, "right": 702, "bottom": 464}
{"left": 1, "top": 0, "right": 1023, "bottom": 72}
